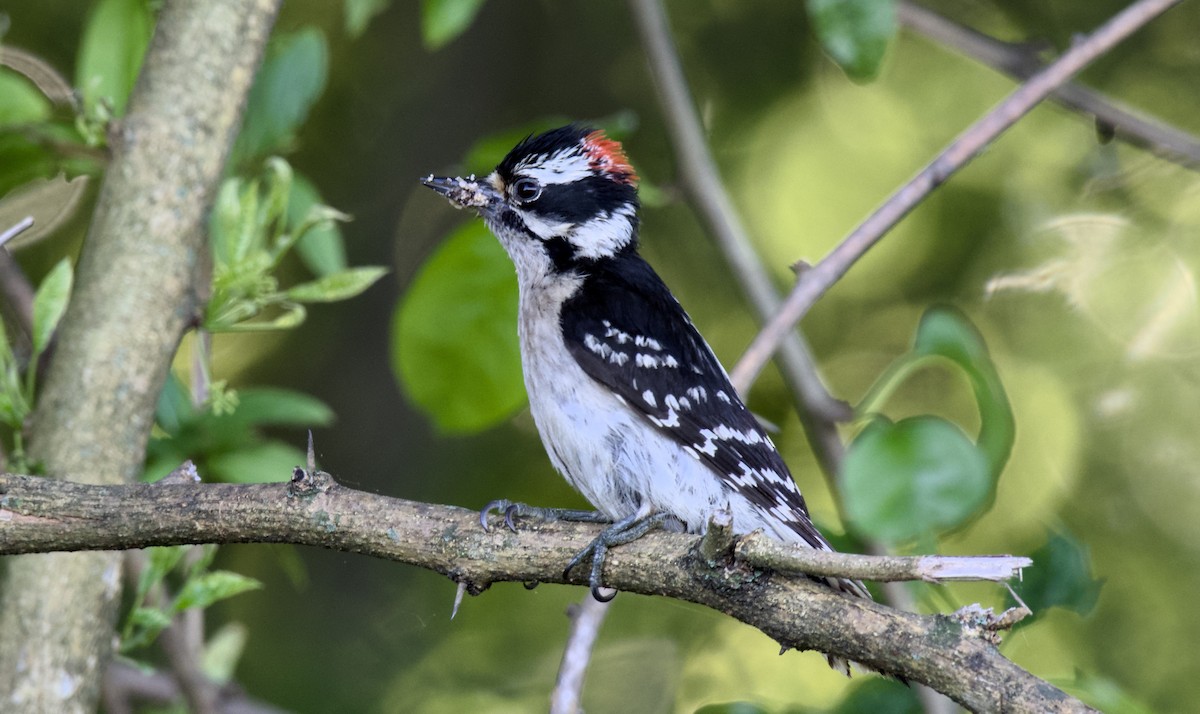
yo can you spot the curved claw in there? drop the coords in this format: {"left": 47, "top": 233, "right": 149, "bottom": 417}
{"left": 563, "top": 541, "right": 596, "bottom": 580}
{"left": 479, "top": 499, "right": 511, "bottom": 532}
{"left": 591, "top": 586, "right": 618, "bottom": 602}
{"left": 503, "top": 504, "right": 522, "bottom": 532}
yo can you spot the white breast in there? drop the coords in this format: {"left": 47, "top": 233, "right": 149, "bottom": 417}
{"left": 516, "top": 278, "right": 776, "bottom": 537}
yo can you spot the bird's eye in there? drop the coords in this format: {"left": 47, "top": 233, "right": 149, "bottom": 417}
{"left": 512, "top": 177, "right": 542, "bottom": 204}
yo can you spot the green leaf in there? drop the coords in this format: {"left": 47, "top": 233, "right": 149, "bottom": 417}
{"left": 129, "top": 546, "right": 187, "bottom": 622}
{"left": 154, "top": 372, "right": 196, "bottom": 436}
{"left": 392, "top": 221, "right": 525, "bottom": 433}
{"left": 289, "top": 173, "right": 347, "bottom": 275}
{"left": 212, "top": 302, "right": 307, "bottom": 332}
{"left": 210, "top": 176, "right": 257, "bottom": 267}
{"left": 286, "top": 266, "right": 386, "bottom": 303}
{"left": 120, "top": 606, "right": 174, "bottom": 652}
{"left": 345, "top": 0, "right": 392, "bottom": 37}
{"left": 843, "top": 415, "right": 991, "bottom": 543}
{"left": 421, "top": 0, "right": 487, "bottom": 50}
{"left": 174, "top": 570, "right": 262, "bottom": 611}
{"left": 806, "top": 0, "right": 896, "bottom": 81}
{"left": 1010, "top": 531, "right": 1104, "bottom": 624}
{"left": 0, "top": 312, "right": 10, "bottom": 363}
{"left": 0, "top": 69, "right": 52, "bottom": 126}
{"left": 260, "top": 157, "right": 295, "bottom": 254}
{"left": 208, "top": 440, "right": 307, "bottom": 483}
{"left": 693, "top": 703, "right": 770, "bottom": 714}
{"left": 232, "top": 28, "right": 328, "bottom": 164}
{"left": 202, "top": 622, "right": 249, "bottom": 685}
{"left": 76, "top": 0, "right": 154, "bottom": 115}
{"left": 1065, "top": 671, "right": 1157, "bottom": 714}
{"left": 30, "top": 258, "right": 72, "bottom": 358}
{"left": 835, "top": 678, "right": 921, "bottom": 714}
{"left": 231, "top": 388, "right": 335, "bottom": 428}
{"left": 911, "top": 306, "right": 1014, "bottom": 477}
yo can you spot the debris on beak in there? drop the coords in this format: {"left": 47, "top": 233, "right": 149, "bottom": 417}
{"left": 420, "top": 174, "right": 494, "bottom": 211}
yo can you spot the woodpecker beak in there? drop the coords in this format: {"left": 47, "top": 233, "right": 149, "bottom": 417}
{"left": 421, "top": 174, "right": 500, "bottom": 215}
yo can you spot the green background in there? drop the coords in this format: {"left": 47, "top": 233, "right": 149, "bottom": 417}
{"left": 4, "top": 1, "right": 1199, "bottom": 711}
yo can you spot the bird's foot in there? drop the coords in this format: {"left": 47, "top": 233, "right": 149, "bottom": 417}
{"left": 564, "top": 507, "right": 680, "bottom": 602}
{"left": 479, "top": 499, "right": 610, "bottom": 533}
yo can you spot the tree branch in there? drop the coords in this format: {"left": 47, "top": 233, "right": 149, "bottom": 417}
{"left": 551, "top": 596, "right": 611, "bottom": 714}
{"left": 0, "top": 217, "right": 36, "bottom": 340}
{"left": 898, "top": 1, "right": 1200, "bottom": 170}
{"left": 735, "top": 532, "right": 1031, "bottom": 582}
{"left": 0, "top": 471, "right": 1093, "bottom": 713}
{"left": 729, "top": 0, "right": 1185, "bottom": 390}
{"left": 0, "top": 1, "right": 281, "bottom": 710}
{"left": 627, "top": 0, "right": 851, "bottom": 482}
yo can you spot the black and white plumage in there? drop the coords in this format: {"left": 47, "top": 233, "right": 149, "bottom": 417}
{"left": 423, "top": 126, "right": 869, "bottom": 671}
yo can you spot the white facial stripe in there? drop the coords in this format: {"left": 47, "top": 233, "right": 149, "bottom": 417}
{"left": 520, "top": 211, "right": 576, "bottom": 241}
{"left": 514, "top": 147, "right": 592, "bottom": 186}
{"left": 568, "top": 205, "right": 635, "bottom": 259}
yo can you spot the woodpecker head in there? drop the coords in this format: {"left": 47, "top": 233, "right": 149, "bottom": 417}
{"left": 423, "top": 125, "right": 640, "bottom": 282}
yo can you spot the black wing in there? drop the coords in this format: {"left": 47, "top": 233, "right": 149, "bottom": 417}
{"left": 560, "top": 253, "right": 828, "bottom": 549}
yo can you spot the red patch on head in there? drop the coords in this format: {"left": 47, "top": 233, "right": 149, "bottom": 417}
{"left": 583, "top": 130, "right": 638, "bottom": 186}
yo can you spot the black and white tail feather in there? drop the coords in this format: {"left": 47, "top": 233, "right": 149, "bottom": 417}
{"left": 423, "top": 125, "right": 871, "bottom": 675}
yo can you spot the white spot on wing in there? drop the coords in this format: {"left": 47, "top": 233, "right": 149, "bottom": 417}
{"left": 649, "top": 407, "right": 680, "bottom": 428}
{"left": 635, "top": 353, "right": 659, "bottom": 368}
{"left": 583, "top": 333, "right": 610, "bottom": 358}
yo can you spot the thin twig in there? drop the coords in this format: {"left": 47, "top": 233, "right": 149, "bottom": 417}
{"left": 730, "top": 0, "right": 1186, "bottom": 390}
{"left": 0, "top": 218, "right": 36, "bottom": 339}
{"left": 551, "top": 596, "right": 611, "bottom": 714}
{"left": 627, "top": 0, "right": 851, "bottom": 480}
{"left": 736, "top": 532, "right": 1030, "bottom": 582}
{"left": 102, "top": 659, "right": 290, "bottom": 714}
{"left": 898, "top": 1, "right": 1200, "bottom": 170}
{"left": 0, "top": 216, "right": 35, "bottom": 249}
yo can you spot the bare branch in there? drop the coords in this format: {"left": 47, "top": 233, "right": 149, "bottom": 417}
{"left": 627, "top": 0, "right": 850, "bottom": 481}
{"left": 0, "top": 472, "right": 1094, "bottom": 713}
{"left": 735, "top": 532, "right": 1031, "bottom": 583}
{"left": 102, "top": 659, "right": 290, "bottom": 714}
{"left": 551, "top": 597, "right": 611, "bottom": 714}
{"left": 0, "top": 218, "right": 36, "bottom": 338}
{"left": 898, "top": 1, "right": 1200, "bottom": 170}
{"left": 730, "top": 0, "right": 1186, "bottom": 390}
{"left": 0, "top": 216, "right": 35, "bottom": 248}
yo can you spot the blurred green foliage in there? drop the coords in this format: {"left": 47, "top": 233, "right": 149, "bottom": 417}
{"left": 843, "top": 306, "right": 1013, "bottom": 544}
{"left": 806, "top": 0, "right": 896, "bottom": 81}
{"left": 231, "top": 28, "right": 329, "bottom": 167}
{"left": 2, "top": 0, "right": 1199, "bottom": 712}
{"left": 75, "top": 0, "right": 152, "bottom": 117}
{"left": 1009, "top": 531, "right": 1104, "bottom": 626}
{"left": 393, "top": 221, "right": 524, "bottom": 432}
